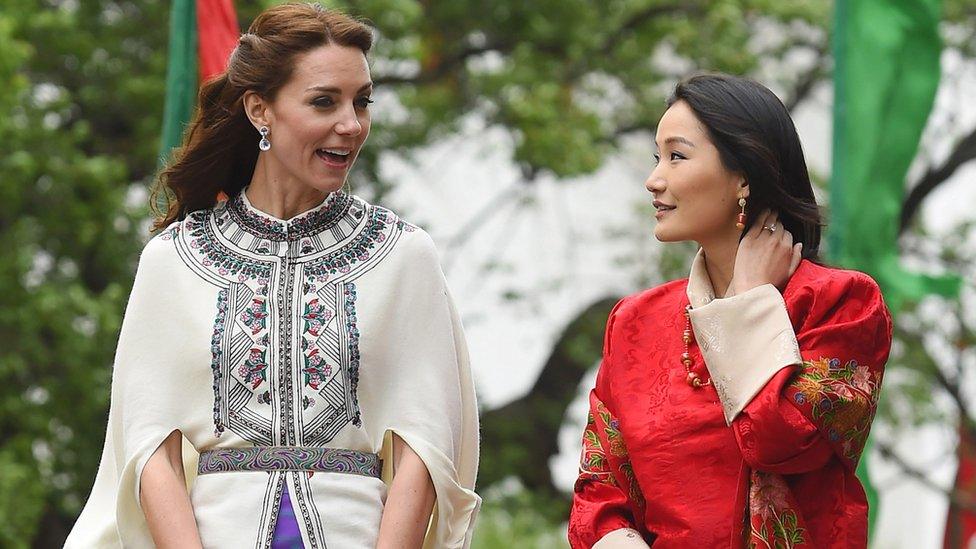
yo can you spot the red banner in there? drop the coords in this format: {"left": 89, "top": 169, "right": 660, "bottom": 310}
{"left": 196, "top": 0, "right": 239, "bottom": 83}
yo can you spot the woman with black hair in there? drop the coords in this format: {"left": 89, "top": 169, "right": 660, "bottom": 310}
{"left": 569, "top": 74, "right": 892, "bottom": 548}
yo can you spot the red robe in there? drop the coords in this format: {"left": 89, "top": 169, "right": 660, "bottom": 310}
{"left": 569, "top": 259, "right": 893, "bottom": 548}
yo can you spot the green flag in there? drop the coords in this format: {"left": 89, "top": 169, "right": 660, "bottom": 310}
{"left": 831, "top": 0, "right": 962, "bottom": 539}
{"left": 159, "top": 0, "right": 197, "bottom": 163}
{"left": 831, "top": 0, "right": 961, "bottom": 312}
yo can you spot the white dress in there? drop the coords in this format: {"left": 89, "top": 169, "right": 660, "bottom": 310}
{"left": 64, "top": 190, "right": 481, "bottom": 548}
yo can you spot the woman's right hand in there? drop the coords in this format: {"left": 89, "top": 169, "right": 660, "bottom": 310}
{"left": 726, "top": 209, "right": 803, "bottom": 297}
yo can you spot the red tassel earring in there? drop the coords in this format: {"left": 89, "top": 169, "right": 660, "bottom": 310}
{"left": 736, "top": 198, "right": 747, "bottom": 230}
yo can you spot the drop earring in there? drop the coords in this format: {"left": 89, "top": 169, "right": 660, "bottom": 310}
{"left": 258, "top": 126, "right": 271, "bottom": 151}
{"left": 736, "top": 198, "right": 747, "bottom": 229}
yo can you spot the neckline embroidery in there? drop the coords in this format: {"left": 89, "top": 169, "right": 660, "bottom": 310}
{"left": 227, "top": 188, "right": 352, "bottom": 242}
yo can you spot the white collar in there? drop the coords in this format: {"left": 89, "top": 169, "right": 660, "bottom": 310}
{"left": 686, "top": 248, "right": 716, "bottom": 308}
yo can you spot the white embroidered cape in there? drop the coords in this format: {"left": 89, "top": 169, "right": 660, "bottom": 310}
{"left": 65, "top": 191, "right": 481, "bottom": 548}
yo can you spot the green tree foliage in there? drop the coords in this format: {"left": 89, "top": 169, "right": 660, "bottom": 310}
{"left": 333, "top": 0, "right": 831, "bottom": 195}
{"left": 0, "top": 1, "right": 168, "bottom": 544}
{"left": 0, "top": 1, "right": 267, "bottom": 543}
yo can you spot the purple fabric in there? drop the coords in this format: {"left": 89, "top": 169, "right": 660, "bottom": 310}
{"left": 271, "top": 488, "right": 304, "bottom": 548}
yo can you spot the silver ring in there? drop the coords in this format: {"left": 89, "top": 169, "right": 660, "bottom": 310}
{"left": 763, "top": 224, "right": 777, "bottom": 233}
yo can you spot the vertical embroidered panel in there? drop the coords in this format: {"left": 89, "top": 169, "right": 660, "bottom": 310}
{"left": 300, "top": 281, "right": 362, "bottom": 446}
{"left": 344, "top": 283, "right": 362, "bottom": 427}
{"left": 206, "top": 283, "right": 275, "bottom": 445}
{"left": 259, "top": 472, "right": 287, "bottom": 549}
{"left": 210, "top": 288, "right": 228, "bottom": 438}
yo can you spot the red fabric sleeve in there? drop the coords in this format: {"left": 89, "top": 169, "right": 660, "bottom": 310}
{"left": 732, "top": 271, "right": 893, "bottom": 474}
{"left": 568, "top": 391, "right": 644, "bottom": 548}
{"left": 569, "top": 300, "right": 647, "bottom": 548}
{"left": 734, "top": 369, "right": 834, "bottom": 474}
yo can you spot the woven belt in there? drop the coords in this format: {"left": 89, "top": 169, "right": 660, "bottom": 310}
{"left": 197, "top": 446, "right": 382, "bottom": 478}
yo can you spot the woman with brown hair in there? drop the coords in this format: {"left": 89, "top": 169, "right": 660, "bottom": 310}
{"left": 568, "top": 74, "right": 892, "bottom": 548}
{"left": 65, "top": 3, "right": 480, "bottom": 548}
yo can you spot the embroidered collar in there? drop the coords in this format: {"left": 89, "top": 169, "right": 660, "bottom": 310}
{"left": 686, "top": 248, "right": 716, "bottom": 308}
{"left": 226, "top": 188, "right": 351, "bottom": 242}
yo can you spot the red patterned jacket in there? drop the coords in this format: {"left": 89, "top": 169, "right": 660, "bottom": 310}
{"left": 569, "top": 258, "right": 893, "bottom": 548}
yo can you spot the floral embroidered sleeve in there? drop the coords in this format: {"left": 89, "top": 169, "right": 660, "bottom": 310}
{"left": 731, "top": 273, "right": 892, "bottom": 474}
{"left": 569, "top": 300, "right": 649, "bottom": 549}
{"left": 726, "top": 273, "right": 892, "bottom": 548}
{"left": 568, "top": 390, "right": 648, "bottom": 548}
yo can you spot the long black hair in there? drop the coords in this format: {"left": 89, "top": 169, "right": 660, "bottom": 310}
{"left": 667, "top": 73, "right": 822, "bottom": 260}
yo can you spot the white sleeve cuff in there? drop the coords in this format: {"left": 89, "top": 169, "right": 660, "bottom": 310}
{"left": 688, "top": 284, "right": 801, "bottom": 424}
{"left": 593, "top": 528, "right": 651, "bottom": 548}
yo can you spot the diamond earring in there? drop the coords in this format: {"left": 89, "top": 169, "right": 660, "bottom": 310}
{"left": 258, "top": 126, "right": 271, "bottom": 151}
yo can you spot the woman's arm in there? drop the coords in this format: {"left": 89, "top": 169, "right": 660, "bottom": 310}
{"left": 692, "top": 212, "right": 892, "bottom": 472}
{"left": 727, "top": 276, "right": 890, "bottom": 473}
{"left": 570, "top": 390, "right": 649, "bottom": 548}
{"left": 139, "top": 429, "right": 203, "bottom": 549}
{"left": 376, "top": 433, "right": 436, "bottom": 549}
{"left": 569, "top": 299, "right": 650, "bottom": 548}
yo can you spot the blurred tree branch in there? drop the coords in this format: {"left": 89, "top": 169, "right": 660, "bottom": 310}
{"left": 373, "top": 41, "right": 514, "bottom": 86}
{"left": 873, "top": 220, "right": 976, "bottom": 540}
{"left": 900, "top": 126, "right": 976, "bottom": 233}
{"left": 479, "top": 296, "right": 619, "bottom": 504}
{"left": 875, "top": 440, "right": 976, "bottom": 512}
{"left": 783, "top": 38, "right": 829, "bottom": 112}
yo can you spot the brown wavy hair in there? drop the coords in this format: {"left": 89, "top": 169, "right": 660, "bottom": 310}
{"left": 151, "top": 2, "right": 373, "bottom": 231}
